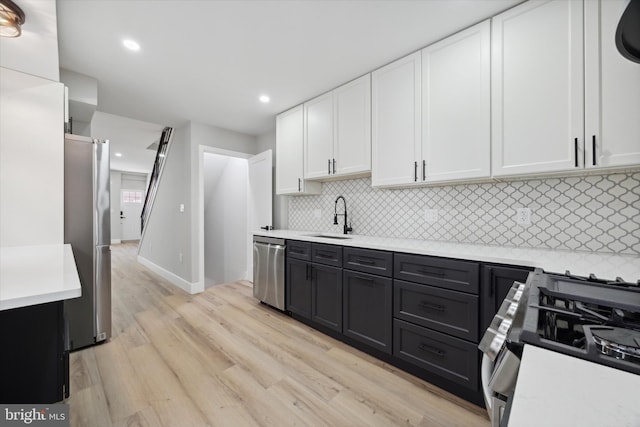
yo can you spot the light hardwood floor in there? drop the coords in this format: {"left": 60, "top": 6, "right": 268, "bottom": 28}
{"left": 67, "top": 243, "right": 490, "bottom": 427}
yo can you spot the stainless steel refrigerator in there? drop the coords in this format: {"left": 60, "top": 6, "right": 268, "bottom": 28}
{"left": 64, "top": 133, "right": 111, "bottom": 351}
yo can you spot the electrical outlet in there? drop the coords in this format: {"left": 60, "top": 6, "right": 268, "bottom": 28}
{"left": 313, "top": 209, "right": 321, "bottom": 219}
{"left": 424, "top": 209, "right": 438, "bottom": 223}
{"left": 179, "top": 204, "right": 185, "bottom": 213}
{"left": 179, "top": 252, "right": 183, "bottom": 263}
{"left": 516, "top": 208, "right": 532, "bottom": 226}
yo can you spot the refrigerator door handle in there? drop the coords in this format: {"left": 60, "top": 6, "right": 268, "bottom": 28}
{"left": 94, "top": 245, "right": 112, "bottom": 342}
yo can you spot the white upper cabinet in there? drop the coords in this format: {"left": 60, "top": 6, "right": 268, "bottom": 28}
{"left": 304, "top": 92, "right": 334, "bottom": 179}
{"left": 422, "top": 20, "right": 491, "bottom": 182}
{"left": 276, "top": 105, "right": 321, "bottom": 195}
{"left": 372, "top": 52, "right": 422, "bottom": 187}
{"left": 585, "top": 0, "right": 640, "bottom": 169}
{"left": 304, "top": 74, "right": 371, "bottom": 180}
{"left": 334, "top": 74, "right": 371, "bottom": 176}
{"left": 491, "top": 0, "right": 584, "bottom": 176}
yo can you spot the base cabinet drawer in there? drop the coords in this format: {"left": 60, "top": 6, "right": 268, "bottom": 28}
{"left": 287, "top": 240, "right": 312, "bottom": 261}
{"left": 394, "top": 280, "right": 479, "bottom": 342}
{"left": 394, "top": 253, "right": 479, "bottom": 294}
{"left": 312, "top": 243, "right": 343, "bottom": 267}
{"left": 343, "top": 247, "right": 393, "bottom": 277}
{"left": 343, "top": 270, "right": 392, "bottom": 353}
{"left": 393, "top": 319, "right": 478, "bottom": 391}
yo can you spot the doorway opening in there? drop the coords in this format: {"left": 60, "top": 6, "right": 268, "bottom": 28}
{"left": 203, "top": 153, "right": 248, "bottom": 287}
{"left": 111, "top": 171, "right": 148, "bottom": 245}
{"left": 197, "top": 146, "right": 272, "bottom": 291}
{"left": 120, "top": 189, "right": 144, "bottom": 242}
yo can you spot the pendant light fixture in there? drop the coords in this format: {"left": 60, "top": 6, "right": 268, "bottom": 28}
{"left": 0, "top": 0, "right": 25, "bottom": 38}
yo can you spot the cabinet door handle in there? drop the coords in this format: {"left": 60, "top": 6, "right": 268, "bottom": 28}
{"left": 333, "top": 158, "right": 336, "bottom": 174}
{"left": 414, "top": 161, "right": 418, "bottom": 182}
{"left": 592, "top": 135, "right": 597, "bottom": 166}
{"left": 419, "top": 301, "right": 445, "bottom": 312}
{"left": 298, "top": 178, "right": 301, "bottom": 192}
{"left": 574, "top": 138, "right": 579, "bottom": 167}
{"left": 419, "top": 343, "right": 446, "bottom": 357}
{"left": 328, "top": 159, "right": 331, "bottom": 175}
{"left": 488, "top": 268, "right": 495, "bottom": 298}
{"left": 418, "top": 268, "right": 445, "bottom": 277}
{"left": 422, "top": 160, "right": 426, "bottom": 181}
{"left": 305, "top": 264, "right": 310, "bottom": 280}
{"left": 354, "top": 258, "right": 376, "bottom": 266}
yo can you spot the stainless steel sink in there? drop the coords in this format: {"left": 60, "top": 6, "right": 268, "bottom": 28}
{"left": 306, "top": 234, "right": 352, "bottom": 240}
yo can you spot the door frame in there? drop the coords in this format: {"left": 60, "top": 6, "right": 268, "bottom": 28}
{"left": 197, "top": 145, "right": 252, "bottom": 292}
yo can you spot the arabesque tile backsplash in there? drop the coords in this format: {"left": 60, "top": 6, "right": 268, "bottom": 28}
{"left": 288, "top": 172, "right": 640, "bottom": 256}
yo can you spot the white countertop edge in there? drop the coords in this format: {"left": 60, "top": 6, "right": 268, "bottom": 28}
{"left": 0, "top": 244, "right": 82, "bottom": 311}
{"left": 253, "top": 230, "right": 640, "bottom": 281}
{"left": 507, "top": 345, "right": 640, "bottom": 426}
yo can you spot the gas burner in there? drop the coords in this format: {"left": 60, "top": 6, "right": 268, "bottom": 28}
{"left": 587, "top": 326, "right": 640, "bottom": 363}
{"left": 563, "top": 270, "right": 639, "bottom": 287}
{"left": 517, "top": 269, "right": 640, "bottom": 375}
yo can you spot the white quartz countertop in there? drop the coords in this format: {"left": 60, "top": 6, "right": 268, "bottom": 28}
{"left": 0, "top": 244, "right": 82, "bottom": 311}
{"left": 507, "top": 345, "right": 640, "bottom": 426}
{"left": 253, "top": 230, "right": 640, "bottom": 282}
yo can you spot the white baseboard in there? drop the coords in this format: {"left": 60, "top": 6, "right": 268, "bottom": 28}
{"left": 111, "top": 239, "right": 122, "bottom": 244}
{"left": 137, "top": 255, "right": 203, "bottom": 294}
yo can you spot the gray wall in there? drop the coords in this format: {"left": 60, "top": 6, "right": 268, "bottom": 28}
{"left": 139, "top": 121, "right": 258, "bottom": 287}
{"left": 138, "top": 124, "right": 190, "bottom": 281}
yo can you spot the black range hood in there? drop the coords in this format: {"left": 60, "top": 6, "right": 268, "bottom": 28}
{"left": 616, "top": 0, "right": 640, "bottom": 64}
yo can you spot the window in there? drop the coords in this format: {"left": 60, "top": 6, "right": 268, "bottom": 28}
{"left": 121, "top": 190, "right": 143, "bottom": 204}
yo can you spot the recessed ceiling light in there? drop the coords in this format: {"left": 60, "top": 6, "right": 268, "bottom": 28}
{"left": 259, "top": 95, "right": 270, "bottom": 103}
{"left": 115, "top": 152, "right": 123, "bottom": 157}
{"left": 123, "top": 39, "right": 140, "bottom": 51}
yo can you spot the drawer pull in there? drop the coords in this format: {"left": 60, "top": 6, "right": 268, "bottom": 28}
{"left": 357, "top": 276, "right": 375, "bottom": 286}
{"left": 290, "top": 249, "right": 305, "bottom": 254}
{"left": 316, "top": 252, "right": 336, "bottom": 260}
{"left": 419, "top": 343, "right": 446, "bottom": 357}
{"left": 354, "top": 258, "right": 376, "bottom": 266}
{"left": 419, "top": 301, "right": 445, "bottom": 312}
{"left": 417, "top": 268, "right": 445, "bottom": 277}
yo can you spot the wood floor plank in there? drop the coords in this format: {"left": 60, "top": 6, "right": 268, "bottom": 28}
{"left": 67, "top": 243, "right": 489, "bottom": 427}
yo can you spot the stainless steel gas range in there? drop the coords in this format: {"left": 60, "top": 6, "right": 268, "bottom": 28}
{"left": 479, "top": 268, "right": 640, "bottom": 426}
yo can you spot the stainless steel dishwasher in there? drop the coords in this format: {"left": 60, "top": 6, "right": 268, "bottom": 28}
{"left": 253, "top": 236, "right": 286, "bottom": 310}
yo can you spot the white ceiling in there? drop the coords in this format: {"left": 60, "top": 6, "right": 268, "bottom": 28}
{"left": 56, "top": 0, "right": 521, "bottom": 137}
{"left": 91, "top": 112, "right": 165, "bottom": 174}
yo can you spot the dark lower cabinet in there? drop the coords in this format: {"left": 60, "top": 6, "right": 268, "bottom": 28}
{"left": 286, "top": 244, "right": 342, "bottom": 332}
{"left": 311, "top": 264, "right": 342, "bottom": 332}
{"left": 394, "top": 279, "right": 479, "bottom": 342}
{"left": 286, "top": 258, "right": 312, "bottom": 318}
{"left": 0, "top": 301, "right": 69, "bottom": 403}
{"left": 343, "top": 270, "right": 392, "bottom": 354}
{"left": 283, "top": 239, "right": 530, "bottom": 407}
{"left": 394, "top": 319, "right": 478, "bottom": 391}
{"left": 480, "top": 264, "right": 532, "bottom": 332}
